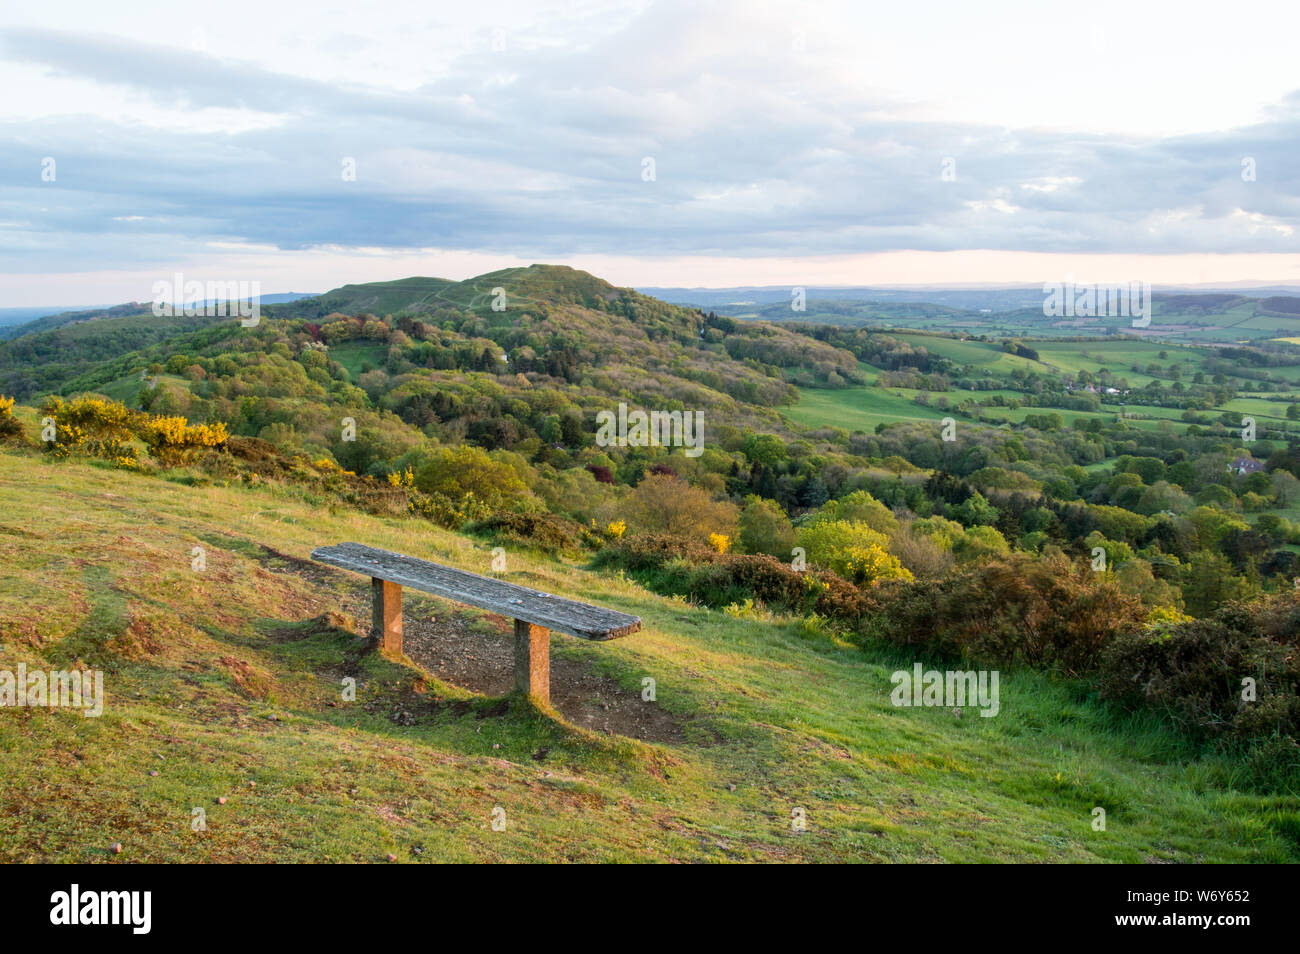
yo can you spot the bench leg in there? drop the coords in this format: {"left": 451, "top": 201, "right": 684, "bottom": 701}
{"left": 371, "top": 578, "right": 403, "bottom": 653}
{"left": 513, "top": 619, "right": 550, "bottom": 704}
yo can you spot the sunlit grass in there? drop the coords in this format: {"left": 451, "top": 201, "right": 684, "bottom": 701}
{"left": 0, "top": 448, "right": 1294, "bottom": 862}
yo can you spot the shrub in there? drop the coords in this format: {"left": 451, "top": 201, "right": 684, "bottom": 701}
{"left": 0, "top": 395, "right": 21, "bottom": 442}
{"left": 1099, "top": 591, "right": 1300, "bottom": 755}
{"left": 139, "top": 414, "right": 229, "bottom": 463}
{"left": 888, "top": 528, "right": 954, "bottom": 579}
{"left": 35, "top": 395, "right": 228, "bottom": 465}
{"left": 467, "top": 511, "right": 586, "bottom": 554}
{"left": 737, "top": 495, "right": 795, "bottom": 557}
{"left": 40, "top": 395, "right": 136, "bottom": 444}
{"left": 415, "top": 445, "right": 531, "bottom": 511}
{"left": 408, "top": 489, "right": 492, "bottom": 528}
{"left": 620, "top": 473, "right": 738, "bottom": 543}
{"left": 594, "top": 534, "right": 879, "bottom": 623}
{"left": 871, "top": 552, "right": 1145, "bottom": 674}
{"left": 797, "top": 519, "right": 912, "bottom": 585}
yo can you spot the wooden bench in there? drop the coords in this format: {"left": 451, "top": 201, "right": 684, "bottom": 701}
{"left": 310, "top": 542, "right": 641, "bottom": 706}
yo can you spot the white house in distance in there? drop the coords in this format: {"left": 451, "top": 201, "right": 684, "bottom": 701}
{"left": 1229, "top": 456, "right": 1265, "bottom": 476}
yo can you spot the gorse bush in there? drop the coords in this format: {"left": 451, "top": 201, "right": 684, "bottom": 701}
{"left": 467, "top": 511, "right": 589, "bottom": 554}
{"left": 408, "top": 488, "right": 493, "bottom": 528}
{"left": 139, "top": 414, "right": 229, "bottom": 463}
{"left": 796, "top": 518, "right": 913, "bottom": 584}
{"left": 870, "top": 552, "right": 1144, "bottom": 675}
{"left": 594, "top": 534, "right": 879, "bottom": 623}
{"left": 1099, "top": 592, "right": 1300, "bottom": 752}
{"left": 39, "top": 395, "right": 141, "bottom": 465}
{"left": 37, "top": 395, "right": 227, "bottom": 466}
{"left": 41, "top": 395, "right": 136, "bottom": 440}
{"left": 0, "top": 395, "right": 21, "bottom": 441}
{"left": 139, "top": 415, "right": 228, "bottom": 449}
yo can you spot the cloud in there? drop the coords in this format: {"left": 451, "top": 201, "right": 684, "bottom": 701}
{"left": 0, "top": 0, "right": 1298, "bottom": 291}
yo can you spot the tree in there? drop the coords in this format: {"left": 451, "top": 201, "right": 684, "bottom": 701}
{"left": 953, "top": 491, "right": 999, "bottom": 527}
{"left": 737, "top": 495, "right": 795, "bottom": 557}
{"left": 828, "top": 490, "right": 899, "bottom": 534}
{"left": 1181, "top": 551, "right": 1255, "bottom": 617}
{"left": 953, "top": 525, "right": 1010, "bottom": 562}
{"left": 1272, "top": 469, "right": 1300, "bottom": 507}
{"left": 1195, "top": 484, "right": 1239, "bottom": 510}
{"left": 415, "top": 445, "right": 531, "bottom": 509}
{"left": 741, "top": 433, "right": 787, "bottom": 468}
{"left": 912, "top": 515, "right": 965, "bottom": 550}
{"left": 539, "top": 414, "right": 563, "bottom": 444}
{"left": 621, "top": 474, "right": 738, "bottom": 542}
{"left": 1136, "top": 480, "right": 1192, "bottom": 516}
{"left": 798, "top": 475, "right": 829, "bottom": 508}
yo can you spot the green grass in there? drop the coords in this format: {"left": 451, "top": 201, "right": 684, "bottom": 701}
{"left": 326, "top": 342, "right": 389, "bottom": 377}
{"left": 782, "top": 385, "right": 953, "bottom": 432}
{"left": 0, "top": 448, "right": 1295, "bottom": 862}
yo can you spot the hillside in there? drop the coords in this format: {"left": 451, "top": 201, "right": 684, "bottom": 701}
{"left": 0, "top": 294, "right": 319, "bottom": 342}
{"left": 4, "top": 263, "right": 1300, "bottom": 865}
{"left": 0, "top": 309, "right": 228, "bottom": 397}
{"left": 0, "top": 303, "right": 137, "bottom": 336}
{"left": 0, "top": 266, "right": 861, "bottom": 453}
{"left": 1, "top": 448, "right": 1293, "bottom": 862}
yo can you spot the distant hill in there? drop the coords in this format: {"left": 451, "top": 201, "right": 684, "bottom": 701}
{"left": 645, "top": 284, "right": 1300, "bottom": 313}
{"left": 0, "top": 302, "right": 153, "bottom": 341}
{"left": 0, "top": 304, "right": 119, "bottom": 329}
{"left": 0, "top": 293, "right": 318, "bottom": 341}
{"left": 0, "top": 266, "right": 860, "bottom": 450}
{"left": 642, "top": 285, "right": 1049, "bottom": 312}
{"left": 657, "top": 288, "right": 1300, "bottom": 342}
{"left": 263, "top": 266, "right": 625, "bottom": 321}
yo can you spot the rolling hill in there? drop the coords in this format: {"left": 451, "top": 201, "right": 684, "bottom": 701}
{"left": 3, "top": 263, "right": 1300, "bottom": 862}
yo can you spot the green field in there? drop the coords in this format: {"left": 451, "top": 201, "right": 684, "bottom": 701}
{"left": 782, "top": 385, "right": 953, "bottom": 431}
{"left": 325, "top": 342, "right": 389, "bottom": 377}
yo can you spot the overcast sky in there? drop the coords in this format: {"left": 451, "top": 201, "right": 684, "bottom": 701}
{"left": 2, "top": 0, "right": 1299, "bottom": 305}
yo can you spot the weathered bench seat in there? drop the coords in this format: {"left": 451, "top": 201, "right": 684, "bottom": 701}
{"left": 310, "top": 542, "right": 641, "bottom": 705}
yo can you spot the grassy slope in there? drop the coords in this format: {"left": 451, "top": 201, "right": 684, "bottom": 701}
{"left": 0, "top": 448, "right": 1294, "bottom": 863}
{"left": 782, "top": 387, "right": 952, "bottom": 431}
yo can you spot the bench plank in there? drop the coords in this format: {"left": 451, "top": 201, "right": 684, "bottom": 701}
{"left": 310, "top": 542, "right": 641, "bottom": 641}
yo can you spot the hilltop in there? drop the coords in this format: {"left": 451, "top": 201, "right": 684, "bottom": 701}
{"left": 264, "top": 266, "right": 626, "bottom": 320}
